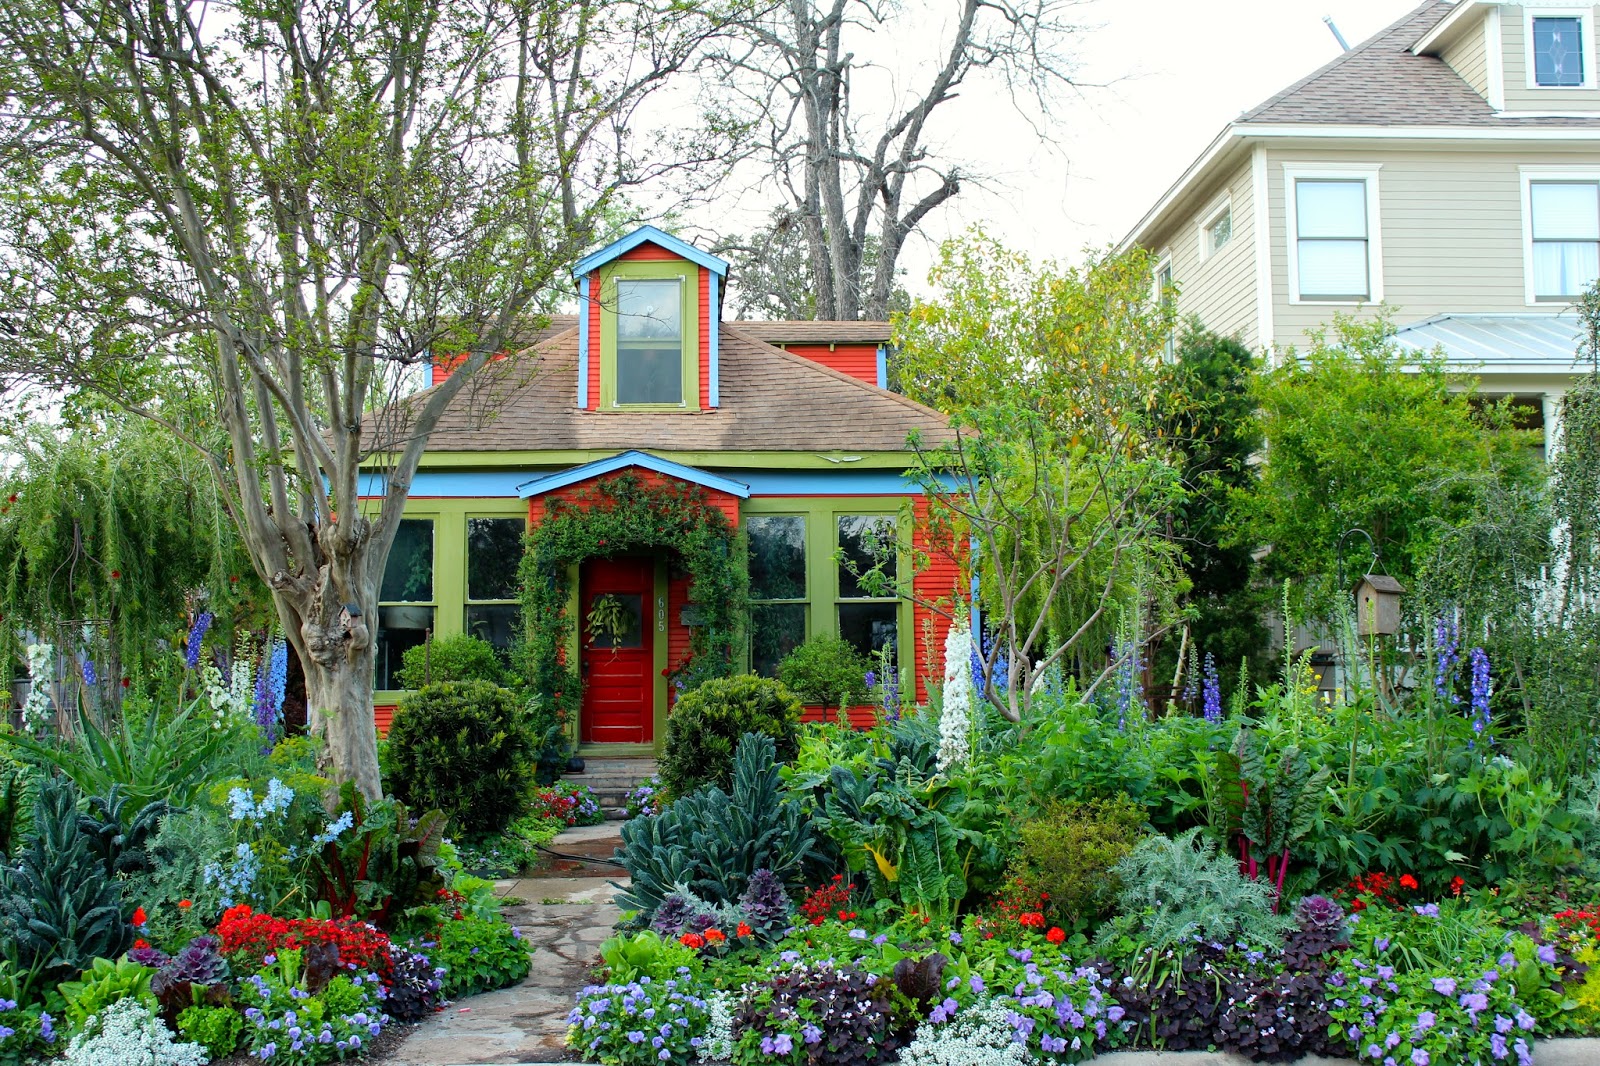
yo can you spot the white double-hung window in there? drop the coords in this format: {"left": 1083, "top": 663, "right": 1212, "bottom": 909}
{"left": 1285, "top": 166, "right": 1382, "bottom": 303}
{"left": 1523, "top": 172, "right": 1600, "bottom": 302}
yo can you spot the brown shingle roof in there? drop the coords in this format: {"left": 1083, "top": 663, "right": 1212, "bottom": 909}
{"left": 399, "top": 324, "right": 949, "bottom": 454}
{"left": 1241, "top": 1, "right": 1600, "bottom": 128}
{"left": 730, "top": 320, "right": 892, "bottom": 345}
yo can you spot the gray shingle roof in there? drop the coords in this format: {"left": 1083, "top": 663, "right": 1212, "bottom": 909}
{"left": 729, "top": 320, "right": 892, "bottom": 344}
{"left": 385, "top": 324, "right": 949, "bottom": 454}
{"left": 1241, "top": 1, "right": 1600, "bottom": 128}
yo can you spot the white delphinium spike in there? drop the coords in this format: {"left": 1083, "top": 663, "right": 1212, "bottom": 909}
{"left": 937, "top": 622, "right": 974, "bottom": 771}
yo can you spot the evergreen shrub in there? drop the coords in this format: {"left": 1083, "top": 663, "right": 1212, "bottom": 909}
{"left": 1007, "top": 794, "right": 1146, "bottom": 932}
{"left": 660, "top": 674, "right": 801, "bottom": 798}
{"left": 386, "top": 681, "right": 535, "bottom": 836}
{"left": 776, "top": 636, "right": 870, "bottom": 706}
{"left": 395, "top": 634, "right": 506, "bottom": 690}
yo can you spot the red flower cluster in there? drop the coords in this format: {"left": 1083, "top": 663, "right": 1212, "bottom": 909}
{"left": 216, "top": 904, "right": 393, "bottom": 981}
{"left": 1334, "top": 871, "right": 1420, "bottom": 912}
{"left": 975, "top": 877, "right": 1052, "bottom": 939}
{"left": 679, "top": 932, "right": 705, "bottom": 949}
{"left": 1045, "top": 926, "right": 1066, "bottom": 944}
{"left": 1554, "top": 909, "right": 1600, "bottom": 941}
{"left": 1018, "top": 911, "right": 1046, "bottom": 929}
{"left": 800, "top": 875, "right": 856, "bottom": 927}
{"left": 529, "top": 787, "right": 582, "bottom": 827}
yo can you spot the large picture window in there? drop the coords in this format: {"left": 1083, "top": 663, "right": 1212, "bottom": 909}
{"left": 615, "top": 277, "right": 684, "bottom": 405}
{"left": 747, "top": 515, "right": 807, "bottom": 677}
{"left": 1529, "top": 180, "right": 1600, "bottom": 300}
{"left": 836, "top": 515, "right": 899, "bottom": 663}
{"left": 376, "top": 518, "right": 435, "bottom": 690}
{"left": 465, "top": 516, "right": 525, "bottom": 651}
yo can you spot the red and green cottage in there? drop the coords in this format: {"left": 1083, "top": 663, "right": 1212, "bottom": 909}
{"left": 364, "top": 226, "right": 959, "bottom": 754}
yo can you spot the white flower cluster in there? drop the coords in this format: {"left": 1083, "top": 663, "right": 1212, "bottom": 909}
{"left": 697, "top": 989, "right": 736, "bottom": 1063}
{"left": 21, "top": 642, "right": 54, "bottom": 733}
{"left": 898, "top": 998, "right": 1031, "bottom": 1066}
{"left": 202, "top": 655, "right": 255, "bottom": 729}
{"left": 936, "top": 623, "right": 974, "bottom": 771}
{"left": 62, "top": 999, "right": 209, "bottom": 1066}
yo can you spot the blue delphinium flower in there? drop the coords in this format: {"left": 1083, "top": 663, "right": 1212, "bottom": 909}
{"left": 1112, "top": 636, "right": 1143, "bottom": 731}
{"left": 1201, "top": 652, "right": 1222, "bottom": 724}
{"left": 81, "top": 658, "right": 97, "bottom": 687}
{"left": 1469, "top": 646, "right": 1492, "bottom": 743}
{"left": 186, "top": 611, "right": 215, "bottom": 670}
{"left": 1434, "top": 613, "right": 1460, "bottom": 707}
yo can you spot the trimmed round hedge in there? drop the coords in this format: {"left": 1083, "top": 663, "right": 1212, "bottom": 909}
{"left": 386, "top": 680, "right": 535, "bottom": 837}
{"left": 659, "top": 674, "right": 802, "bottom": 798}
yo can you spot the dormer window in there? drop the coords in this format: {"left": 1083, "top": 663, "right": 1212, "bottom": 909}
{"left": 600, "top": 262, "right": 698, "bottom": 409}
{"left": 1527, "top": 11, "right": 1593, "bottom": 89}
{"left": 616, "top": 278, "right": 684, "bottom": 405}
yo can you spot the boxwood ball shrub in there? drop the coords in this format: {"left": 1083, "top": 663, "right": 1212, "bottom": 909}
{"left": 395, "top": 634, "right": 507, "bottom": 690}
{"left": 776, "top": 635, "right": 870, "bottom": 706}
{"left": 386, "top": 681, "right": 536, "bottom": 837}
{"left": 659, "top": 674, "right": 801, "bottom": 798}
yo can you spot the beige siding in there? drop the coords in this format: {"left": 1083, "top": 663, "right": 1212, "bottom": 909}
{"left": 1501, "top": 6, "right": 1600, "bottom": 113}
{"left": 1441, "top": 11, "right": 1490, "bottom": 98}
{"left": 1147, "top": 158, "right": 1259, "bottom": 347}
{"left": 1266, "top": 143, "right": 1600, "bottom": 350}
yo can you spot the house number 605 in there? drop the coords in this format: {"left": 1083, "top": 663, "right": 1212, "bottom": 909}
{"left": 657, "top": 596, "right": 666, "bottom": 632}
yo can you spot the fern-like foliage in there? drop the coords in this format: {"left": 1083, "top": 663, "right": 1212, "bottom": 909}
{"left": 614, "top": 733, "right": 815, "bottom": 923}
{"left": 1098, "top": 828, "right": 1294, "bottom": 955}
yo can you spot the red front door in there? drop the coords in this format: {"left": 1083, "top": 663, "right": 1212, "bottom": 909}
{"left": 580, "top": 557, "right": 654, "bottom": 745}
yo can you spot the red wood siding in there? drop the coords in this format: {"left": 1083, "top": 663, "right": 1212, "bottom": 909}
{"left": 912, "top": 498, "right": 963, "bottom": 705}
{"left": 375, "top": 705, "right": 395, "bottom": 736}
{"left": 781, "top": 343, "right": 879, "bottom": 385}
{"left": 698, "top": 267, "right": 711, "bottom": 409}
{"left": 619, "top": 243, "right": 679, "bottom": 261}
{"left": 527, "top": 471, "right": 741, "bottom": 528}
{"left": 586, "top": 275, "right": 602, "bottom": 409}
{"left": 801, "top": 704, "right": 879, "bottom": 729}
{"left": 667, "top": 571, "right": 692, "bottom": 708}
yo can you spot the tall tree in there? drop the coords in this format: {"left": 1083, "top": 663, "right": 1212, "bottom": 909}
{"left": 710, "top": 0, "right": 1080, "bottom": 320}
{"left": 0, "top": 0, "right": 740, "bottom": 799}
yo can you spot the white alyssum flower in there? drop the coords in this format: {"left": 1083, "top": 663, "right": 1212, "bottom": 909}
{"left": 899, "top": 998, "right": 1030, "bottom": 1066}
{"left": 21, "top": 642, "right": 54, "bottom": 733}
{"left": 936, "top": 623, "right": 974, "bottom": 771}
{"left": 697, "top": 989, "right": 737, "bottom": 1063}
{"left": 63, "top": 999, "right": 209, "bottom": 1066}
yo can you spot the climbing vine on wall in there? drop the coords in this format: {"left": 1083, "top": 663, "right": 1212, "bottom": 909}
{"left": 518, "top": 471, "right": 748, "bottom": 732}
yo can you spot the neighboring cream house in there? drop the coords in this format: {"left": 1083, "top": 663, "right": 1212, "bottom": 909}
{"left": 1123, "top": 0, "right": 1600, "bottom": 453}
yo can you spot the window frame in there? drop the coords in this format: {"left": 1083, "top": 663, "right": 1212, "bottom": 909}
{"left": 1153, "top": 254, "right": 1176, "bottom": 362}
{"left": 1283, "top": 164, "right": 1384, "bottom": 306}
{"left": 599, "top": 259, "right": 700, "bottom": 411}
{"left": 745, "top": 513, "right": 810, "bottom": 678}
{"left": 1520, "top": 166, "right": 1600, "bottom": 304}
{"left": 740, "top": 498, "right": 912, "bottom": 691}
{"left": 1197, "top": 198, "right": 1234, "bottom": 262}
{"left": 463, "top": 513, "right": 527, "bottom": 653}
{"left": 374, "top": 514, "right": 439, "bottom": 694}
{"left": 1525, "top": 8, "right": 1595, "bottom": 91}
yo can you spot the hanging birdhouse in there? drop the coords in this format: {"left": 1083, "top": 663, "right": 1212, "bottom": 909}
{"left": 1354, "top": 574, "right": 1405, "bottom": 636}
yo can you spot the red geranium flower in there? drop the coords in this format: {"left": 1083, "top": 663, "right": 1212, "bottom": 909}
{"left": 1399, "top": 874, "right": 1419, "bottom": 891}
{"left": 1046, "top": 927, "right": 1066, "bottom": 944}
{"left": 1018, "top": 911, "right": 1046, "bottom": 929}
{"left": 178, "top": 899, "right": 193, "bottom": 909}
{"left": 1450, "top": 877, "right": 1465, "bottom": 897}
{"left": 679, "top": 932, "right": 705, "bottom": 950}
{"left": 736, "top": 922, "right": 753, "bottom": 938}
{"left": 704, "top": 928, "right": 726, "bottom": 944}
{"left": 132, "top": 906, "right": 147, "bottom": 926}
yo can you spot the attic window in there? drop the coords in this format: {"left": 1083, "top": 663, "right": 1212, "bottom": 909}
{"left": 1204, "top": 205, "right": 1233, "bottom": 256}
{"left": 616, "top": 278, "right": 684, "bottom": 405}
{"left": 1532, "top": 15, "right": 1587, "bottom": 88}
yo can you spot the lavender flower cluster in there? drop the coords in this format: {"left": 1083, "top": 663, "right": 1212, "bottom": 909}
{"left": 565, "top": 977, "right": 711, "bottom": 1065}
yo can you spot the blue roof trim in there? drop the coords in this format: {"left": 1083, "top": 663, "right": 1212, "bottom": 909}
{"left": 573, "top": 225, "right": 729, "bottom": 278}
{"left": 576, "top": 275, "right": 590, "bottom": 408}
{"left": 517, "top": 450, "right": 752, "bottom": 500}
{"left": 708, "top": 273, "right": 721, "bottom": 407}
{"left": 875, "top": 344, "right": 888, "bottom": 390}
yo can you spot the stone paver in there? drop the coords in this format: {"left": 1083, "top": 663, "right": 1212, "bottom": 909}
{"left": 387, "top": 825, "right": 624, "bottom": 1066}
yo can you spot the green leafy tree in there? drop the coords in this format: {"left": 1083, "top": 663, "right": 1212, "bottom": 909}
{"left": 0, "top": 0, "right": 743, "bottom": 799}
{"left": 893, "top": 234, "right": 1186, "bottom": 720}
{"left": 1233, "top": 315, "right": 1542, "bottom": 612}
{"left": 0, "top": 417, "right": 260, "bottom": 697}
{"left": 1154, "top": 327, "right": 1268, "bottom": 698}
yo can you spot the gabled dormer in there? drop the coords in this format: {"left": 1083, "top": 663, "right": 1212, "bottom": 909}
{"left": 1415, "top": 1, "right": 1600, "bottom": 115}
{"left": 574, "top": 226, "right": 728, "bottom": 411}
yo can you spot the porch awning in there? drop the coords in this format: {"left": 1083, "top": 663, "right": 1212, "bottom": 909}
{"left": 515, "top": 450, "right": 751, "bottom": 500}
{"left": 1388, "top": 313, "right": 1589, "bottom": 377}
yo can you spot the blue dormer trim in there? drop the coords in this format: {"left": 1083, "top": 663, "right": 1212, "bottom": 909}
{"left": 517, "top": 450, "right": 752, "bottom": 500}
{"left": 708, "top": 272, "right": 721, "bottom": 407}
{"left": 573, "top": 225, "right": 729, "bottom": 278}
{"left": 876, "top": 344, "right": 888, "bottom": 389}
{"left": 576, "top": 274, "right": 590, "bottom": 408}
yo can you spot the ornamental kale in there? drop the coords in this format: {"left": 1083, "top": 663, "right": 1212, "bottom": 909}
{"left": 566, "top": 976, "right": 711, "bottom": 1066}
{"left": 151, "top": 935, "right": 230, "bottom": 1016}
{"left": 737, "top": 869, "right": 794, "bottom": 943}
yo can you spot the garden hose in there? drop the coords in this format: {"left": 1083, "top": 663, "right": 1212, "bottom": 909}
{"left": 532, "top": 841, "right": 628, "bottom": 868}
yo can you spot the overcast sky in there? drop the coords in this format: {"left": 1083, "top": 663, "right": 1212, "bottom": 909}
{"left": 686, "top": 0, "right": 1422, "bottom": 293}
